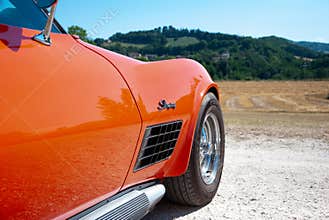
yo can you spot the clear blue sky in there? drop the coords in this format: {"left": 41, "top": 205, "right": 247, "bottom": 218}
{"left": 56, "top": 0, "right": 329, "bottom": 43}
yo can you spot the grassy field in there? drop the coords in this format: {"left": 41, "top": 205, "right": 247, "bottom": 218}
{"left": 218, "top": 80, "right": 329, "bottom": 142}
{"left": 166, "top": 37, "right": 199, "bottom": 47}
{"left": 218, "top": 81, "right": 329, "bottom": 113}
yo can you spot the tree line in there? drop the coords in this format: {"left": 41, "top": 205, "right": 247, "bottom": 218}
{"left": 69, "top": 25, "right": 329, "bottom": 80}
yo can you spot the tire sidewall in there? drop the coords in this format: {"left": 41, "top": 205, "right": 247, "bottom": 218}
{"left": 190, "top": 93, "right": 225, "bottom": 201}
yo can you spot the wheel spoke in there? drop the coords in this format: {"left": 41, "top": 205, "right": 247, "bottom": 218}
{"left": 199, "top": 111, "right": 222, "bottom": 185}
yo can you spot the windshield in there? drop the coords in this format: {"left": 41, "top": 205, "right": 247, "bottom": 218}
{"left": 0, "top": 0, "right": 60, "bottom": 33}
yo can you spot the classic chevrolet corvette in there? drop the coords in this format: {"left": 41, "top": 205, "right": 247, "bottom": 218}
{"left": 0, "top": 0, "right": 225, "bottom": 219}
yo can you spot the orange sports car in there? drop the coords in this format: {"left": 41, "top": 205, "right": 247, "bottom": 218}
{"left": 0, "top": 0, "right": 225, "bottom": 219}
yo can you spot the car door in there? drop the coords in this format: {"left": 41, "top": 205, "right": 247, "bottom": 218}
{"left": 0, "top": 2, "right": 141, "bottom": 220}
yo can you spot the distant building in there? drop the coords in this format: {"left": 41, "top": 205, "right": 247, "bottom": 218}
{"left": 294, "top": 56, "right": 313, "bottom": 62}
{"left": 213, "top": 51, "right": 230, "bottom": 62}
{"left": 145, "top": 54, "right": 158, "bottom": 60}
{"left": 128, "top": 52, "right": 142, "bottom": 59}
{"left": 221, "top": 51, "right": 230, "bottom": 60}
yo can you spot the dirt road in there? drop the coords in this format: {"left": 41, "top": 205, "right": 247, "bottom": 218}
{"left": 145, "top": 112, "right": 329, "bottom": 219}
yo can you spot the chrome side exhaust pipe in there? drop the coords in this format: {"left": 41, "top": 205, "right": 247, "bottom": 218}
{"left": 140, "top": 184, "right": 166, "bottom": 212}
{"left": 79, "top": 184, "right": 165, "bottom": 220}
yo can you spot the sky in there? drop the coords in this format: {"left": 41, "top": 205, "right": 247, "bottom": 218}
{"left": 56, "top": 0, "right": 329, "bottom": 43}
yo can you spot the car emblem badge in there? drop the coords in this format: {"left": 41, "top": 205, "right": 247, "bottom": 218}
{"left": 158, "top": 100, "right": 176, "bottom": 111}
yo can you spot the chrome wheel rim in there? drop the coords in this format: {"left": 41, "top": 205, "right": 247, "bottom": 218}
{"left": 199, "top": 111, "right": 221, "bottom": 185}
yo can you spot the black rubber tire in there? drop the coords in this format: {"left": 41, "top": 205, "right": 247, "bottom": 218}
{"left": 164, "top": 93, "right": 225, "bottom": 206}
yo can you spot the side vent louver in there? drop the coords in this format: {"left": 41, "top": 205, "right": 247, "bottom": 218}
{"left": 134, "top": 120, "right": 183, "bottom": 171}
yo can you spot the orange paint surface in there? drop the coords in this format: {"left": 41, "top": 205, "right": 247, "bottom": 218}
{"left": 0, "top": 24, "right": 141, "bottom": 219}
{"left": 0, "top": 22, "right": 219, "bottom": 219}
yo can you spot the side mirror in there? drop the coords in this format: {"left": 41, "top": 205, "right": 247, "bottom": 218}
{"left": 35, "top": 0, "right": 57, "bottom": 8}
{"left": 33, "top": 0, "right": 58, "bottom": 46}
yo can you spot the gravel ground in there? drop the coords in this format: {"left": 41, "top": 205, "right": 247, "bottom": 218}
{"left": 145, "top": 112, "right": 329, "bottom": 220}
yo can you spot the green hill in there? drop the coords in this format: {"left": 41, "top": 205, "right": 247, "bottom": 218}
{"left": 91, "top": 26, "right": 329, "bottom": 80}
{"left": 296, "top": 41, "right": 329, "bottom": 54}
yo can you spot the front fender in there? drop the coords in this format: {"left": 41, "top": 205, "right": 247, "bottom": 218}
{"left": 79, "top": 41, "right": 219, "bottom": 182}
